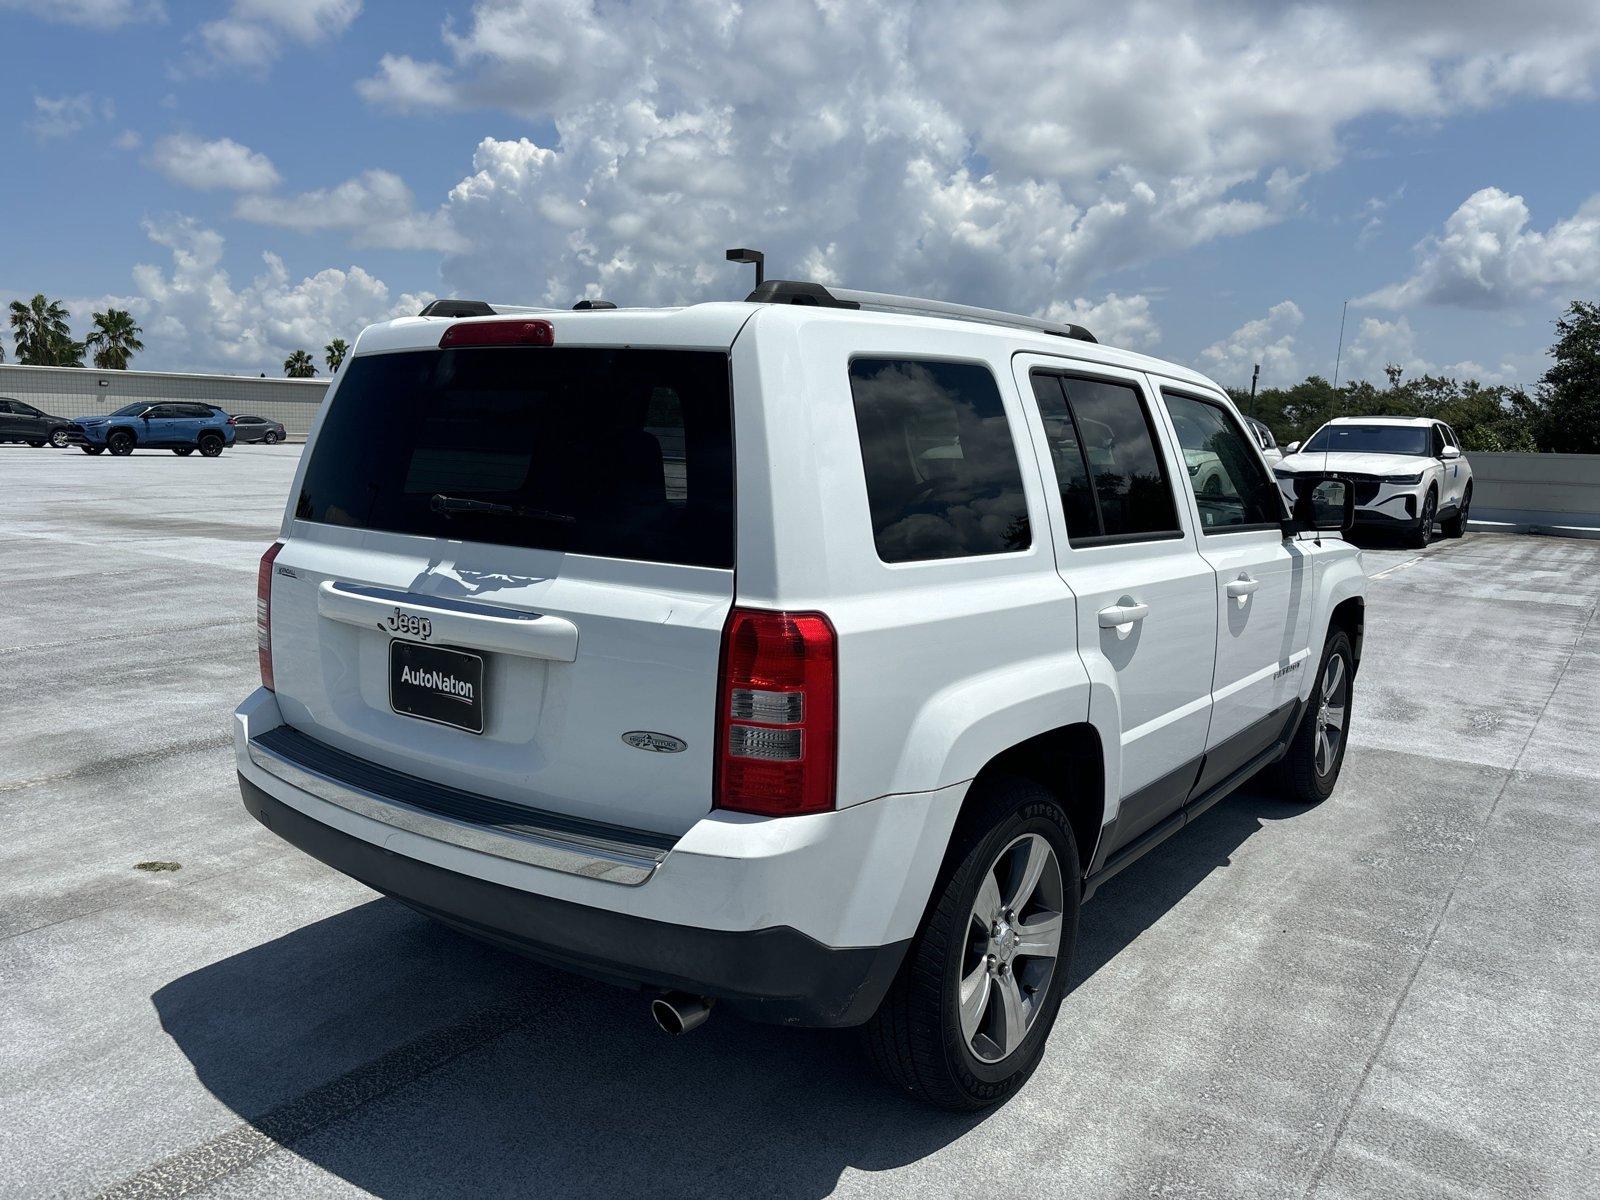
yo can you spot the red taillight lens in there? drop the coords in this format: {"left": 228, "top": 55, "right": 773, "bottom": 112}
{"left": 257, "top": 541, "right": 284, "bottom": 690}
{"left": 715, "top": 608, "right": 837, "bottom": 817}
{"left": 227, "top": 416, "right": 237, "bottom": 425}
{"left": 438, "top": 319, "right": 555, "bottom": 349}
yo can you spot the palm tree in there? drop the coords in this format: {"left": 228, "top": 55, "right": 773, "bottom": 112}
{"left": 85, "top": 308, "right": 145, "bottom": 370}
{"left": 284, "top": 349, "right": 316, "bottom": 378}
{"left": 8, "top": 293, "right": 84, "bottom": 366}
{"left": 324, "top": 337, "right": 349, "bottom": 373}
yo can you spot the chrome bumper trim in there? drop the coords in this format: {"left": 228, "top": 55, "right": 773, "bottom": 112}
{"left": 247, "top": 734, "right": 667, "bottom": 886}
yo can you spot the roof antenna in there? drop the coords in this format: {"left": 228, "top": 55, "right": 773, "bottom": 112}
{"left": 725, "top": 247, "right": 765, "bottom": 288}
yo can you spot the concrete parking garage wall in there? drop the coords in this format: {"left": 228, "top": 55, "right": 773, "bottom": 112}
{"left": 1469, "top": 452, "right": 1600, "bottom": 536}
{"left": 0, "top": 363, "right": 329, "bottom": 441}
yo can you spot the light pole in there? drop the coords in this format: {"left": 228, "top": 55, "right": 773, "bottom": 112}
{"left": 725, "top": 248, "right": 765, "bottom": 289}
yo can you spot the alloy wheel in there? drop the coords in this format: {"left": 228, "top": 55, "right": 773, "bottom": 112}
{"left": 959, "top": 833, "right": 1065, "bottom": 1063}
{"left": 1314, "top": 652, "right": 1349, "bottom": 777}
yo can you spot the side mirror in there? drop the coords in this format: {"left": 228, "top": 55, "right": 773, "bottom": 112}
{"left": 1284, "top": 474, "right": 1354, "bottom": 536}
{"left": 1441, "top": 445, "right": 1461, "bottom": 460}
{"left": 1284, "top": 441, "right": 1301, "bottom": 455}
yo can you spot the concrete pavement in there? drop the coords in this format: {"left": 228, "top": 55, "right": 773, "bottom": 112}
{"left": 1, "top": 443, "right": 1595, "bottom": 1198}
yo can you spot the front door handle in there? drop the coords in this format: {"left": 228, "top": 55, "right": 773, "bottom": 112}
{"left": 1098, "top": 602, "right": 1150, "bottom": 628}
{"left": 1226, "top": 576, "right": 1261, "bottom": 599}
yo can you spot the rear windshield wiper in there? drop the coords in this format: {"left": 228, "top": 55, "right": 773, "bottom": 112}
{"left": 430, "top": 494, "right": 576, "bottom": 525}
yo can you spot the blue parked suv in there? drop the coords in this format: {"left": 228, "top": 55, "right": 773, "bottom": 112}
{"left": 69, "top": 403, "right": 237, "bottom": 457}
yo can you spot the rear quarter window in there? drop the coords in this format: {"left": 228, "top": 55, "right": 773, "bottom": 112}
{"left": 848, "top": 357, "right": 1031, "bottom": 563}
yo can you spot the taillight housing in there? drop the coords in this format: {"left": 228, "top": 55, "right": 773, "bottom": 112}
{"left": 715, "top": 608, "right": 837, "bottom": 817}
{"left": 257, "top": 541, "right": 284, "bottom": 690}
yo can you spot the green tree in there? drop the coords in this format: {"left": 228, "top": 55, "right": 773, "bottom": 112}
{"left": 8, "top": 293, "right": 84, "bottom": 366}
{"left": 324, "top": 337, "right": 349, "bottom": 373}
{"left": 283, "top": 349, "right": 316, "bottom": 378}
{"left": 1534, "top": 300, "right": 1600, "bottom": 453}
{"left": 85, "top": 308, "right": 144, "bottom": 370}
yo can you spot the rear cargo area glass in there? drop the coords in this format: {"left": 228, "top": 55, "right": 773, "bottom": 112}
{"left": 295, "top": 347, "right": 734, "bottom": 568}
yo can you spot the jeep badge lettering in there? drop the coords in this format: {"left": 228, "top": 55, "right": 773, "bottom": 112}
{"left": 386, "top": 608, "right": 433, "bottom": 641}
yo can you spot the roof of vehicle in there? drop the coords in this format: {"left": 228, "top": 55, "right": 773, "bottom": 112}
{"left": 1324, "top": 415, "right": 1438, "bottom": 427}
{"left": 351, "top": 301, "right": 1227, "bottom": 394}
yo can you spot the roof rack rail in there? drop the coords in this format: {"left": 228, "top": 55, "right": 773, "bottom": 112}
{"left": 745, "top": 279, "right": 1097, "bottom": 343}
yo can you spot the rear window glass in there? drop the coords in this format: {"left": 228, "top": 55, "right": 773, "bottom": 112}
{"left": 295, "top": 347, "right": 734, "bottom": 569}
{"left": 849, "top": 358, "right": 1030, "bottom": 563}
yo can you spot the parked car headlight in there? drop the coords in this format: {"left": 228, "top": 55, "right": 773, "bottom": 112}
{"left": 1382, "top": 473, "right": 1422, "bottom": 484}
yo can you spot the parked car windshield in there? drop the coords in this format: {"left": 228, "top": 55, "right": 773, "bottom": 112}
{"left": 295, "top": 346, "right": 735, "bottom": 569}
{"left": 1301, "top": 424, "right": 1429, "bottom": 456}
{"left": 107, "top": 403, "right": 149, "bottom": 417}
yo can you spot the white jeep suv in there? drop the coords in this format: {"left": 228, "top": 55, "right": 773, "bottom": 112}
{"left": 235, "top": 282, "right": 1366, "bottom": 1110}
{"left": 1274, "top": 416, "right": 1472, "bottom": 548}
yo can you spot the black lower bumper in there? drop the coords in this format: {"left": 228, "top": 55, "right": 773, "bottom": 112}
{"left": 239, "top": 773, "right": 907, "bottom": 1027}
{"left": 1352, "top": 506, "right": 1417, "bottom": 528}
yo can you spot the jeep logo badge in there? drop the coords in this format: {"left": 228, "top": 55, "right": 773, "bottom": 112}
{"left": 622, "top": 731, "right": 687, "bottom": 754}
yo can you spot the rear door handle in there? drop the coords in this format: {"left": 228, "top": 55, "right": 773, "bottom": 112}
{"left": 1098, "top": 602, "right": 1150, "bottom": 628}
{"left": 1226, "top": 576, "right": 1261, "bottom": 599}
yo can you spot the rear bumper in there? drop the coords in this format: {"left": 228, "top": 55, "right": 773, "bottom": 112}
{"left": 233, "top": 688, "right": 962, "bottom": 1027}
{"left": 239, "top": 774, "right": 906, "bottom": 1025}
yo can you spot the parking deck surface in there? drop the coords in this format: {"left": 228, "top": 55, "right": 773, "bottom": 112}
{"left": 2, "top": 445, "right": 1596, "bottom": 1199}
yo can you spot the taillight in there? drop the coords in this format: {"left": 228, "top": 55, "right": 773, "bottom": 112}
{"left": 227, "top": 416, "right": 237, "bottom": 426}
{"left": 438, "top": 319, "right": 555, "bottom": 348}
{"left": 715, "top": 608, "right": 837, "bottom": 817}
{"left": 257, "top": 541, "right": 284, "bottom": 690}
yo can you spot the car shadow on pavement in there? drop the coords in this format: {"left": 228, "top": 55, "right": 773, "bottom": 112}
{"left": 151, "top": 786, "right": 1298, "bottom": 1197}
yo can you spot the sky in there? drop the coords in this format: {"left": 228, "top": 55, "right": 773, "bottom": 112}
{"left": 2, "top": 0, "right": 1599, "bottom": 391}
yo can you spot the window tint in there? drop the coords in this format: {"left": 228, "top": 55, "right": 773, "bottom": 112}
{"left": 1028, "top": 374, "right": 1100, "bottom": 541}
{"left": 1430, "top": 424, "right": 1447, "bottom": 457}
{"left": 1163, "top": 392, "right": 1284, "bottom": 531}
{"left": 1058, "top": 376, "right": 1180, "bottom": 540}
{"left": 849, "top": 358, "right": 1030, "bottom": 562}
{"left": 296, "top": 347, "right": 734, "bottom": 569}
{"left": 182, "top": 404, "right": 215, "bottom": 418}
{"left": 0, "top": 401, "right": 13, "bottom": 413}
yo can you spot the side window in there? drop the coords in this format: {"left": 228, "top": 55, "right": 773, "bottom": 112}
{"left": 849, "top": 358, "right": 1031, "bottom": 562}
{"left": 1056, "top": 375, "right": 1182, "bottom": 541}
{"left": 1028, "top": 374, "right": 1100, "bottom": 541}
{"left": 645, "top": 386, "right": 688, "bottom": 502}
{"left": 0, "top": 401, "right": 14, "bottom": 414}
{"left": 1430, "top": 424, "right": 1446, "bottom": 457}
{"left": 1162, "top": 392, "right": 1284, "bottom": 532}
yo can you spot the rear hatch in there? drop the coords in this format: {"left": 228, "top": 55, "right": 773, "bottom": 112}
{"left": 267, "top": 332, "right": 736, "bottom": 836}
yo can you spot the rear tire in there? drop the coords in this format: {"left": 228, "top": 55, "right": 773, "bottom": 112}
{"left": 81, "top": 445, "right": 104, "bottom": 456}
{"left": 1441, "top": 485, "right": 1471, "bottom": 539}
{"left": 107, "top": 430, "right": 135, "bottom": 456}
{"left": 862, "top": 776, "right": 1080, "bottom": 1111}
{"left": 263, "top": 431, "right": 279, "bottom": 445}
{"left": 1273, "top": 629, "right": 1354, "bottom": 805}
{"left": 198, "top": 433, "right": 224, "bottom": 457}
{"left": 173, "top": 447, "right": 194, "bottom": 456}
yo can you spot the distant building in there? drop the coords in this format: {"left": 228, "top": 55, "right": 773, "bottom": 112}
{"left": 0, "top": 363, "right": 329, "bottom": 441}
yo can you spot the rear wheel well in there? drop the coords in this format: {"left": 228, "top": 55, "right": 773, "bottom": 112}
{"left": 1329, "top": 596, "right": 1364, "bottom": 671}
{"left": 968, "top": 724, "right": 1104, "bottom": 878}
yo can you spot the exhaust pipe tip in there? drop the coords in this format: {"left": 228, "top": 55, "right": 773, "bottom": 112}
{"left": 651, "top": 991, "right": 713, "bottom": 1036}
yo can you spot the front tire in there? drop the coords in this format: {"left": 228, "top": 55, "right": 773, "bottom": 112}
{"left": 106, "top": 430, "right": 135, "bottom": 456}
{"left": 1406, "top": 489, "right": 1436, "bottom": 549}
{"left": 1441, "top": 484, "right": 1471, "bottom": 539}
{"left": 863, "top": 776, "right": 1079, "bottom": 1111}
{"left": 1274, "top": 629, "right": 1354, "bottom": 805}
{"left": 198, "top": 433, "right": 224, "bottom": 457}
{"left": 50, "top": 428, "right": 71, "bottom": 448}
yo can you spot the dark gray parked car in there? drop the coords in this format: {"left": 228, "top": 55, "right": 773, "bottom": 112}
{"left": 231, "top": 415, "right": 288, "bottom": 444}
{"left": 0, "top": 397, "right": 74, "bottom": 447}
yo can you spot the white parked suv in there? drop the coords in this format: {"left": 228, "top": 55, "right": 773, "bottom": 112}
{"left": 1274, "top": 416, "right": 1472, "bottom": 548}
{"left": 235, "top": 282, "right": 1366, "bottom": 1109}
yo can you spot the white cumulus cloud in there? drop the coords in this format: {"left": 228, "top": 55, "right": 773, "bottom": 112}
{"left": 0, "top": 0, "right": 163, "bottom": 27}
{"left": 148, "top": 133, "right": 281, "bottom": 191}
{"left": 184, "top": 0, "right": 361, "bottom": 74}
{"left": 1361, "top": 187, "right": 1600, "bottom": 310}
{"left": 108, "top": 216, "right": 432, "bottom": 372}
{"left": 235, "top": 169, "right": 466, "bottom": 252}
{"left": 1198, "top": 301, "right": 1306, "bottom": 387}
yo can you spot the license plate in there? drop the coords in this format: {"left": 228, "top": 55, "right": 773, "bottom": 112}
{"left": 389, "top": 641, "right": 485, "bottom": 734}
